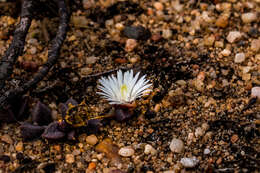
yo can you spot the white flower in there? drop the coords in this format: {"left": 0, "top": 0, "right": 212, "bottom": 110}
{"left": 97, "top": 70, "right": 152, "bottom": 105}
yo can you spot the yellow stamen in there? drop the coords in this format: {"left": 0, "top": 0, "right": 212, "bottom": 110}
{"left": 120, "top": 84, "right": 128, "bottom": 100}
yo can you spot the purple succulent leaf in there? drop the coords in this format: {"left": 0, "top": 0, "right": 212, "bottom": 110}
{"left": 42, "top": 121, "right": 66, "bottom": 140}
{"left": 32, "top": 101, "right": 52, "bottom": 125}
{"left": 85, "top": 119, "right": 102, "bottom": 134}
{"left": 114, "top": 108, "right": 132, "bottom": 122}
{"left": 20, "top": 122, "right": 46, "bottom": 140}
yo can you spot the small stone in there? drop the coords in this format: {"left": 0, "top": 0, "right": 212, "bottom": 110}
{"left": 169, "top": 138, "right": 184, "bottom": 153}
{"left": 251, "top": 87, "right": 260, "bottom": 100}
{"left": 227, "top": 31, "right": 242, "bottom": 43}
{"left": 242, "top": 73, "right": 251, "bottom": 81}
{"left": 123, "top": 26, "right": 151, "bottom": 40}
{"left": 180, "top": 157, "right": 199, "bottom": 168}
{"left": 215, "top": 14, "right": 229, "bottom": 28}
{"left": 115, "top": 58, "right": 127, "bottom": 64}
{"left": 241, "top": 12, "right": 257, "bottom": 23}
{"left": 216, "top": 157, "right": 222, "bottom": 165}
{"left": 234, "top": 53, "right": 245, "bottom": 63}
{"left": 65, "top": 154, "right": 75, "bottom": 164}
{"left": 215, "top": 41, "right": 224, "bottom": 48}
{"left": 153, "top": 2, "right": 164, "bottom": 11}
{"left": 115, "top": 23, "right": 124, "bottom": 31}
{"left": 95, "top": 138, "right": 121, "bottom": 166}
{"left": 72, "top": 149, "right": 81, "bottom": 156}
{"left": 86, "top": 135, "right": 98, "bottom": 145}
{"left": 118, "top": 146, "right": 135, "bottom": 157}
{"left": 144, "top": 144, "right": 157, "bottom": 155}
{"left": 172, "top": 1, "right": 183, "bottom": 12}
{"left": 83, "top": 0, "right": 95, "bottom": 9}
{"left": 242, "top": 66, "right": 251, "bottom": 74}
{"left": 231, "top": 134, "right": 239, "bottom": 143}
{"left": 162, "top": 29, "right": 172, "bottom": 39}
{"left": 129, "top": 57, "right": 139, "bottom": 64}
{"left": 151, "top": 34, "right": 162, "bottom": 41}
{"left": 80, "top": 67, "right": 93, "bottom": 76}
{"left": 204, "top": 35, "right": 215, "bottom": 46}
{"left": 68, "top": 35, "right": 76, "bottom": 41}
{"left": 125, "top": 39, "right": 138, "bottom": 52}
{"left": 251, "top": 39, "right": 260, "bottom": 52}
{"left": 248, "top": 28, "right": 259, "bottom": 38}
{"left": 1, "top": 134, "right": 13, "bottom": 144}
{"left": 29, "top": 47, "right": 37, "bottom": 54}
{"left": 204, "top": 148, "right": 210, "bottom": 155}
{"left": 15, "top": 142, "right": 24, "bottom": 152}
{"left": 221, "top": 49, "right": 231, "bottom": 56}
{"left": 72, "top": 16, "right": 88, "bottom": 28}
{"left": 195, "top": 127, "right": 205, "bottom": 137}
{"left": 86, "top": 163, "right": 96, "bottom": 172}
{"left": 86, "top": 56, "right": 98, "bottom": 64}
{"left": 201, "top": 123, "right": 210, "bottom": 131}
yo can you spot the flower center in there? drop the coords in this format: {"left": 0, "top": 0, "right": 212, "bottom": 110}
{"left": 120, "top": 84, "right": 128, "bottom": 100}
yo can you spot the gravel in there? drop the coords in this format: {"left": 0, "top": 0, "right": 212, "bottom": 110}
{"left": 0, "top": 0, "right": 259, "bottom": 172}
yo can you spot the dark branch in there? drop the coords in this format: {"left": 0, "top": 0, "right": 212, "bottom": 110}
{"left": 0, "top": 0, "right": 34, "bottom": 90}
{"left": 0, "top": 0, "right": 69, "bottom": 108}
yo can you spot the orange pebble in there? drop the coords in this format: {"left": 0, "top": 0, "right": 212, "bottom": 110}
{"left": 88, "top": 162, "right": 96, "bottom": 170}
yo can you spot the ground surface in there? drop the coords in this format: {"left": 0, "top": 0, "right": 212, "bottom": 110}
{"left": 0, "top": 0, "right": 260, "bottom": 172}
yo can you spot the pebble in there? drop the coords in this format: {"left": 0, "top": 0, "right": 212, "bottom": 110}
{"left": 162, "top": 29, "right": 172, "bottom": 39}
{"left": 234, "top": 53, "right": 245, "bottom": 63}
{"left": 180, "top": 157, "right": 199, "bottom": 168}
{"left": 87, "top": 162, "right": 96, "bottom": 170}
{"left": 201, "top": 123, "right": 210, "bottom": 131}
{"left": 86, "top": 135, "right": 98, "bottom": 145}
{"left": 203, "top": 148, "right": 210, "bottom": 155}
{"left": 144, "top": 144, "right": 157, "bottom": 155}
{"left": 115, "top": 58, "right": 127, "bottom": 64}
{"left": 215, "top": 14, "right": 229, "bottom": 28}
{"left": 251, "top": 87, "right": 260, "bottom": 100}
{"left": 15, "top": 142, "right": 24, "bottom": 152}
{"left": 80, "top": 67, "right": 93, "bottom": 77}
{"left": 248, "top": 28, "right": 259, "bottom": 38}
{"left": 85, "top": 56, "right": 98, "bottom": 64}
{"left": 95, "top": 138, "right": 121, "bottom": 166}
{"left": 172, "top": 1, "right": 183, "bottom": 12}
{"left": 123, "top": 26, "right": 151, "bottom": 40}
{"left": 1, "top": 134, "right": 13, "bottom": 144}
{"left": 251, "top": 39, "right": 260, "bottom": 52}
{"left": 241, "top": 12, "right": 257, "bottom": 23}
{"left": 153, "top": 2, "right": 164, "bottom": 11}
{"left": 29, "top": 47, "right": 37, "bottom": 54}
{"left": 83, "top": 0, "right": 95, "bottom": 9}
{"left": 204, "top": 35, "right": 215, "bottom": 46}
{"left": 65, "top": 154, "right": 75, "bottom": 163}
{"left": 231, "top": 134, "right": 239, "bottom": 143}
{"left": 71, "top": 16, "right": 88, "bottom": 28}
{"left": 226, "top": 31, "right": 242, "bottom": 43}
{"left": 125, "top": 39, "right": 138, "bottom": 52}
{"left": 220, "top": 49, "right": 231, "bottom": 56}
{"left": 72, "top": 149, "right": 81, "bottom": 156}
{"left": 118, "top": 146, "right": 135, "bottom": 157}
{"left": 195, "top": 127, "right": 205, "bottom": 137}
{"left": 169, "top": 138, "right": 184, "bottom": 153}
